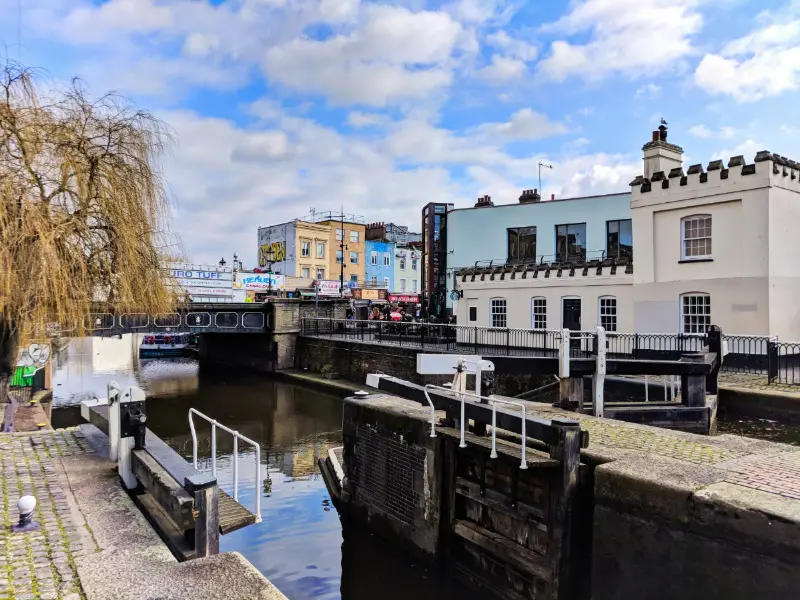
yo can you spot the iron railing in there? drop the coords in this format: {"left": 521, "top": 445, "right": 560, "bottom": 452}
{"left": 300, "top": 317, "right": 800, "bottom": 386}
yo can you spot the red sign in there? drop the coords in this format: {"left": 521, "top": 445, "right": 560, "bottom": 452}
{"left": 388, "top": 294, "right": 419, "bottom": 303}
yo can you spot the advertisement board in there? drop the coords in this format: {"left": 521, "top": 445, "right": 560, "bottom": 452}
{"left": 234, "top": 272, "right": 286, "bottom": 291}
{"left": 388, "top": 294, "right": 420, "bottom": 303}
{"left": 166, "top": 263, "right": 234, "bottom": 300}
{"left": 317, "top": 280, "right": 341, "bottom": 296}
{"left": 352, "top": 289, "right": 386, "bottom": 300}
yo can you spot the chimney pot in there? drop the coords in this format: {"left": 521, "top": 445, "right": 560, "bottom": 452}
{"left": 551, "top": 193, "right": 555, "bottom": 200}
{"left": 652, "top": 131, "right": 659, "bottom": 142}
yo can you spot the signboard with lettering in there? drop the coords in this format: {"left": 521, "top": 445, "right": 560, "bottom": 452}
{"left": 166, "top": 263, "right": 233, "bottom": 300}
{"left": 388, "top": 294, "right": 419, "bottom": 303}
{"left": 317, "top": 280, "right": 341, "bottom": 296}
{"left": 352, "top": 289, "right": 386, "bottom": 300}
{"left": 234, "top": 273, "right": 286, "bottom": 291}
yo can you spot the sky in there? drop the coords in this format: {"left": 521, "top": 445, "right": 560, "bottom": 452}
{"left": 3, "top": 0, "right": 800, "bottom": 266}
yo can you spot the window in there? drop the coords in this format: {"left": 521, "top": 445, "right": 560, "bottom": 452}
{"left": 370, "top": 251, "right": 377, "bottom": 265}
{"left": 350, "top": 274, "right": 358, "bottom": 283}
{"left": 555, "top": 223, "right": 587, "bottom": 262}
{"left": 411, "top": 280, "right": 417, "bottom": 293}
{"left": 301, "top": 240, "right": 311, "bottom": 257}
{"left": 350, "top": 230, "right": 359, "bottom": 243}
{"left": 681, "top": 215, "right": 712, "bottom": 260}
{"left": 681, "top": 293, "right": 711, "bottom": 334}
{"left": 490, "top": 299, "right": 507, "bottom": 328}
{"left": 599, "top": 297, "right": 617, "bottom": 332}
{"left": 384, "top": 254, "right": 390, "bottom": 266}
{"left": 383, "top": 277, "right": 390, "bottom": 289}
{"left": 301, "top": 267, "right": 310, "bottom": 278}
{"left": 508, "top": 226, "right": 537, "bottom": 262}
{"left": 349, "top": 251, "right": 358, "bottom": 264}
{"left": 400, "top": 279, "right": 406, "bottom": 292}
{"left": 316, "top": 268, "right": 325, "bottom": 280}
{"left": 336, "top": 250, "right": 343, "bottom": 264}
{"left": 316, "top": 242, "right": 325, "bottom": 258}
{"left": 336, "top": 229, "right": 343, "bottom": 241}
{"left": 606, "top": 220, "right": 632, "bottom": 260}
{"left": 531, "top": 297, "right": 547, "bottom": 330}
{"left": 412, "top": 258, "right": 418, "bottom": 271}
{"left": 469, "top": 306, "right": 477, "bottom": 322}
{"left": 399, "top": 257, "right": 406, "bottom": 270}
{"left": 370, "top": 276, "right": 377, "bottom": 286}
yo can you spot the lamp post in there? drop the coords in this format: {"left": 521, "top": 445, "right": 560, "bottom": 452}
{"left": 265, "top": 248, "right": 276, "bottom": 297}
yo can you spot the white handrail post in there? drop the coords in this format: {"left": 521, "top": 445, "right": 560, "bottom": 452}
{"left": 593, "top": 326, "right": 606, "bottom": 418}
{"left": 423, "top": 386, "right": 437, "bottom": 438}
{"left": 520, "top": 406, "right": 528, "bottom": 469}
{"left": 233, "top": 436, "right": 239, "bottom": 502}
{"left": 189, "top": 409, "right": 198, "bottom": 469}
{"left": 559, "top": 328, "right": 571, "bottom": 378}
{"left": 211, "top": 422, "right": 217, "bottom": 478}
{"left": 644, "top": 375, "right": 650, "bottom": 402}
{"left": 490, "top": 404, "right": 498, "bottom": 459}
{"left": 459, "top": 393, "right": 467, "bottom": 448}
{"left": 254, "top": 444, "right": 262, "bottom": 523}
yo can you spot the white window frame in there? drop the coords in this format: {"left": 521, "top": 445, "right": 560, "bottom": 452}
{"left": 350, "top": 230, "right": 359, "bottom": 243}
{"left": 399, "top": 257, "right": 406, "bottom": 270}
{"left": 681, "top": 214, "right": 712, "bottom": 261}
{"left": 316, "top": 268, "right": 325, "bottom": 280}
{"left": 301, "top": 240, "right": 311, "bottom": 257}
{"left": 316, "top": 242, "right": 325, "bottom": 258}
{"left": 680, "top": 292, "right": 711, "bottom": 334}
{"left": 490, "top": 298, "right": 508, "bottom": 328}
{"left": 370, "top": 251, "right": 377, "bottom": 265}
{"left": 349, "top": 251, "right": 358, "bottom": 264}
{"left": 383, "top": 254, "right": 390, "bottom": 267}
{"left": 301, "top": 267, "right": 310, "bottom": 278}
{"left": 531, "top": 297, "right": 547, "bottom": 330}
{"left": 383, "top": 277, "right": 390, "bottom": 289}
{"left": 336, "top": 229, "right": 344, "bottom": 241}
{"left": 400, "top": 278, "right": 406, "bottom": 292}
{"left": 412, "top": 258, "right": 418, "bottom": 271}
{"left": 411, "top": 280, "right": 417, "bottom": 293}
{"left": 598, "top": 296, "right": 617, "bottom": 332}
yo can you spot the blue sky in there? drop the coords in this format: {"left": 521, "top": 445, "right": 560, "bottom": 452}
{"left": 3, "top": 0, "right": 800, "bottom": 265}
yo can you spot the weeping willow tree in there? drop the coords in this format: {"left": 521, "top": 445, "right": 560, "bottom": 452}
{"left": 0, "top": 62, "right": 178, "bottom": 430}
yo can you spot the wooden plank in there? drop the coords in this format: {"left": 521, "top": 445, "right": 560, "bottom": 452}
{"left": 132, "top": 449, "right": 195, "bottom": 531}
{"left": 194, "top": 485, "right": 220, "bottom": 558}
{"left": 132, "top": 491, "right": 196, "bottom": 562}
{"left": 218, "top": 490, "right": 257, "bottom": 535}
{"left": 436, "top": 427, "right": 560, "bottom": 468}
{"left": 456, "top": 477, "right": 546, "bottom": 522}
{"left": 452, "top": 519, "right": 554, "bottom": 583}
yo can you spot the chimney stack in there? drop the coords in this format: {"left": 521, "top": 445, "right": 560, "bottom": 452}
{"left": 642, "top": 123, "right": 683, "bottom": 180}
{"left": 474, "top": 194, "right": 494, "bottom": 208}
{"left": 519, "top": 188, "right": 541, "bottom": 204}
{"left": 551, "top": 193, "right": 555, "bottom": 200}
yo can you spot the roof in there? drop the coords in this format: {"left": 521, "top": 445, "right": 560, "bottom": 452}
{"left": 448, "top": 191, "right": 631, "bottom": 214}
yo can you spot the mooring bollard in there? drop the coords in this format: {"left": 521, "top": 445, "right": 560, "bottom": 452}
{"left": 11, "top": 496, "right": 39, "bottom": 533}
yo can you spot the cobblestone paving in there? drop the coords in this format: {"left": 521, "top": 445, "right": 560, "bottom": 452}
{"left": 1, "top": 429, "right": 93, "bottom": 600}
{"left": 571, "top": 417, "right": 750, "bottom": 465}
{"left": 721, "top": 450, "right": 800, "bottom": 500}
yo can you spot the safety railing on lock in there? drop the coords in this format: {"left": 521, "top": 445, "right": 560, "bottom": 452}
{"left": 423, "top": 384, "right": 529, "bottom": 470}
{"left": 188, "top": 408, "right": 262, "bottom": 523}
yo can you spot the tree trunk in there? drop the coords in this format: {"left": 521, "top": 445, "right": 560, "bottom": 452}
{"left": 0, "top": 317, "right": 19, "bottom": 432}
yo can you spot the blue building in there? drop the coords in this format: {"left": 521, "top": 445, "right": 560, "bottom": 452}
{"left": 364, "top": 240, "right": 395, "bottom": 289}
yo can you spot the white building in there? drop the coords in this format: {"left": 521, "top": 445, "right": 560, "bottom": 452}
{"left": 455, "top": 127, "right": 800, "bottom": 339}
{"left": 393, "top": 245, "right": 422, "bottom": 297}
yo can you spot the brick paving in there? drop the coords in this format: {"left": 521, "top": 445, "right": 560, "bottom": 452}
{"left": 721, "top": 451, "right": 800, "bottom": 500}
{"left": 0, "top": 429, "right": 94, "bottom": 600}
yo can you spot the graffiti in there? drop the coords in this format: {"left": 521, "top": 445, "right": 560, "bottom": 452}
{"left": 259, "top": 241, "right": 287, "bottom": 267}
{"left": 17, "top": 343, "right": 51, "bottom": 368}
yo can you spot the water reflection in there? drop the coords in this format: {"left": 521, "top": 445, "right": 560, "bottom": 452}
{"left": 51, "top": 337, "right": 483, "bottom": 600}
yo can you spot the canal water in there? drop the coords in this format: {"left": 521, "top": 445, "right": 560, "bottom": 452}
{"left": 50, "top": 336, "right": 483, "bottom": 600}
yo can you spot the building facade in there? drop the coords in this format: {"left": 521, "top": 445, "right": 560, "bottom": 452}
{"left": 394, "top": 245, "right": 422, "bottom": 297}
{"left": 316, "top": 218, "right": 366, "bottom": 288}
{"left": 421, "top": 202, "right": 454, "bottom": 318}
{"left": 364, "top": 240, "right": 395, "bottom": 289}
{"left": 453, "top": 126, "right": 800, "bottom": 340}
{"left": 257, "top": 220, "right": 331, "bottom": 280}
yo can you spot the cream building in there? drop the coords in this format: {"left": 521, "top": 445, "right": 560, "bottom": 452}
{"left": 456, "top": 126, "right": 800, "bottom": 339}
{"left": 257, "top": 220, "right": 332, "bottom": 280}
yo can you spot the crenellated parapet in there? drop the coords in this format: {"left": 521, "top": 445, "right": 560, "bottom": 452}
{"left": 458, "top": 255, "right": 633, "bottom": 284}
{"left": 630, "top": 150, "right": 800, "bottom": 196}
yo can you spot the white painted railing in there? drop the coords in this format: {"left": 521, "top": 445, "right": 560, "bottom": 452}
{"left": 188, "top": 408, "right": 262, "bottom": 523}
{"left": 423, "top": 384, "right": 529, "bottom": 469}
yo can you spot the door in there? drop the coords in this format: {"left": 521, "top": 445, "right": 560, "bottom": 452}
{"left": 562, "top": 298, "right": 582, "bottom": 350}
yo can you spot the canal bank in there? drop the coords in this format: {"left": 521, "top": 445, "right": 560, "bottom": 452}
{"left": 0, "top": 428, "right": 286, "bottom": 600}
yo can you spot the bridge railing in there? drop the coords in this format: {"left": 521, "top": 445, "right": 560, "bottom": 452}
{"left": 300, "top": 317, "right": 800, "bottom": 386}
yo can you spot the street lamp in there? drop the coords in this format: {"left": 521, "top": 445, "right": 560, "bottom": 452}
{"left": 264, "top": 248, "right": 276, "bottom": 296}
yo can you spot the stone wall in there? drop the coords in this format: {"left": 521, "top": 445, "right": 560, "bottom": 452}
{"left": 296, "top": 336, "right": 551, "bottom": 394}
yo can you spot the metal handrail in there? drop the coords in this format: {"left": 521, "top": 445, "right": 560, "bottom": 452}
{"left": 423, "top": 384, "right": 528, "bottom": 469}
{"left": 188, "top": 408, "right": 262, "bottom": 523}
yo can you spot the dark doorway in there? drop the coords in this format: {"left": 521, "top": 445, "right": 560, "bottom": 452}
{"left": 562, "top": 298, "right": 581, "bottom": 350}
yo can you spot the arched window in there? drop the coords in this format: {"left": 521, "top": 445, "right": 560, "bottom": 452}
{"left": 598, "top": 296, "right": 617, "bottom": 332}
{"left": 680, "top": 292, "right": 711, "bottom": 334}
{"left": 681, "top": 215, "right": 712, "bottom": 260}
{"left": 490, "top": 298, "right": 507, "bottom": 328}
{"left": 531, "top": 297, "right": 547, "bottom": 330}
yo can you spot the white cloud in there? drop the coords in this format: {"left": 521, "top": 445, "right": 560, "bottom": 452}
{"left": 478, "top": 109, "right": 567, "bottom": 140}
{"left": 712, "top": 139, "right": 764, "bottom": 162}
{"left": 538, "top": 0, "right": 703, "bottom": 81}
{"left": 485, "top": 30, "right": 538, "bottom": 61}
{"left": 689, "top": 125, "right": 736, "bottom": 139}
{"left": 694, "top": 11, "right": 800, "bottom": 101}
{"left": 689, "top": 124, "right": 712, "bottom": 139}
{"left": 346, "top": 112, "right": 388, "bottom": 128}
{"left": 262, "top": 5, "right": 464, "bottom": 105}
{"left": 476, "top": 54, "right": 527, "bottom": 84}
{"left": 635, "top": 83, "right": 661, "bottom": 99}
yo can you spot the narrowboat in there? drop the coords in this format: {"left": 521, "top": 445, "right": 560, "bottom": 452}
{"left": 139, "top": 332, "right": 193, "bottom": 358}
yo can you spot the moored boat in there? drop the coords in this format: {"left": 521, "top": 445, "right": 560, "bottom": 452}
{"left": 139, "top": 332, "right": 193, "bottom": 357}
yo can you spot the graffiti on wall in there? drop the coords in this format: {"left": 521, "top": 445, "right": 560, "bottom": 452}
{"left": 259, "top": 241, "right": 287, "bottom": 267}
{"left": 17, "top": 343, "right": 51, "bottom": 368}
